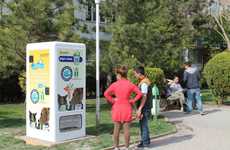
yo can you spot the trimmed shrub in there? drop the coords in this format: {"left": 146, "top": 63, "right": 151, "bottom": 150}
{"left": 203, "top": 51, "right": 230, "bottom": 104}
{"left": 128, "top": 67, "right": 165, "bottom": 90}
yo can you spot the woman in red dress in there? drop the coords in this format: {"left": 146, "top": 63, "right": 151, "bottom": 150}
{"left": 104, "top": 66, "right": 142, "bottom": 150}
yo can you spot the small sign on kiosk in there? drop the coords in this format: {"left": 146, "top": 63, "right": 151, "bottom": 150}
{"left": 26, "top": 42, "right": 86, "bottom": 143}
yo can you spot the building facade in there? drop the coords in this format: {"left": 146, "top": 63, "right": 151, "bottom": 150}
{"left": 209, "top": 0, "right": 230, "bottom": 15}
{"left": 181, "top": 0, "right": 230, "bottom": 69}
{"left": 73, "top": 0, "right": 112, "bottom": 41}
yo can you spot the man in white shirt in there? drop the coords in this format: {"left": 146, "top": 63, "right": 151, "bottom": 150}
{"left": 134, "top": 66, "right": 151, "bottom": 148}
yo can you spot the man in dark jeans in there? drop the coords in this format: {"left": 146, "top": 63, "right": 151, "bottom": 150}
{"left": 183, "top": 62, "right": 206, "bottom": 115}
{"left": 134, "top": 66, "right": 152, "bottom": 148}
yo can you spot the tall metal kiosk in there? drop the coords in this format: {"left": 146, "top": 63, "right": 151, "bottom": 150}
{"left": 26, "top": 42, "right": 86, "bottom": 143}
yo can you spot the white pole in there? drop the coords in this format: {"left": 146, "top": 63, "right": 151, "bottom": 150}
{"left": 95, "top": 0, "right": 100, "bottom": 127}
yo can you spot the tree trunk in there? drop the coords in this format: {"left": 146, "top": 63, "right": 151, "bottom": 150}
{"left": 227, "top": 41, "right": 230, "bottom": 51}
{"left": 106, "top": 73, "right": 112, "bottom": 88}
{"left": 213, "top": 15, "right": 230, "bottom": 52}
{"left": 218, "top": 97, "right": 224, "bottom": 105}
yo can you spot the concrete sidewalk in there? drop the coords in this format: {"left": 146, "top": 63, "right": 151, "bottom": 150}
{"left": 143, "top": 105, "right": 230, "bottom": 150}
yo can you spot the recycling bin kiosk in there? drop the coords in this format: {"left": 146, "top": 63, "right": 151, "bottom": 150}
{"left": 26, "top": 42, "right": 86, "bottom": 143}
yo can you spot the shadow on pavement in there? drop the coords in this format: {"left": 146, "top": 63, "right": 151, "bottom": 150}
{"left": 169, "top": 120, "right": 183, "bottom": 124}
{"left": 204, "top": 109, "right": 221, "bottom": 114}
{"left": 162, "top": 108, "right": 221, "bottom": 119}
{"left": 149, "top": 134, "right": 194, "bottom": 148}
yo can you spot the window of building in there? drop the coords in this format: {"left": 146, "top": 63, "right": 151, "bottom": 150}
{"left": 86, "top": 3, "right": 92, "bottom": 21}
{"left": 85, "top": 1, "right": 105, "bottom": 23}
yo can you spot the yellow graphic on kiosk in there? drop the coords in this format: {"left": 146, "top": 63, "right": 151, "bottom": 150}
{"left": 28, "top": 49, "right": 50, "bottom": 105}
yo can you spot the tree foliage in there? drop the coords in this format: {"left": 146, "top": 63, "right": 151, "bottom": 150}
{"left": 0, "top": 0, "right": 80, "bottom": 79}
{"left": 101, "top": 0, "right": 208, "bottom": 75}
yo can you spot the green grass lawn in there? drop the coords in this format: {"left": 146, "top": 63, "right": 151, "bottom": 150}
{"left": 0, "top": 100, "right": 175, "bottom": 150}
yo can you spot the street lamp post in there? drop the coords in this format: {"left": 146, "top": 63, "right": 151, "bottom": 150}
{"left": 95, "top": 0, "right": 100, "bottom": 128}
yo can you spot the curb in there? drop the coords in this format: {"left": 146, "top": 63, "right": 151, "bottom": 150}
{"left": 103, "top": 117, "right": 177, "bottom": 150}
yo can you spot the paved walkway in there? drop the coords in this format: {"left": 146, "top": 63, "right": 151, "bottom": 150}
{"left": 145, "top": 105, "right": 230, "bottom": 150}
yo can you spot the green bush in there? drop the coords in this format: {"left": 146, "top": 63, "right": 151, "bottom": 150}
{"left": 203, "top": 51, "right": 230, "bottom": 103}
{"left": 128, "top": 67, "right": 165, "bottom": 90}
{"left": 201, "top": 89, "right": 217, "bottom": 102}
{"left": 200, "top": 76, "right": 208, "bottom": 89}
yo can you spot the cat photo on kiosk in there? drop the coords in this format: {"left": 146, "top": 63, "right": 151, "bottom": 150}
{"left": 26, "top": 42, "right": 86, "bottom": 144}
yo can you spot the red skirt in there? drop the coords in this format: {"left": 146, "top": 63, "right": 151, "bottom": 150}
{"left": 111, "top": 102, "right": 132, "bottom": 122}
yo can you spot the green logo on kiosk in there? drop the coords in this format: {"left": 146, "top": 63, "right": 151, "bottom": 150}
{"left": 61, "top": 66, "right": 73, "bottom": 81}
